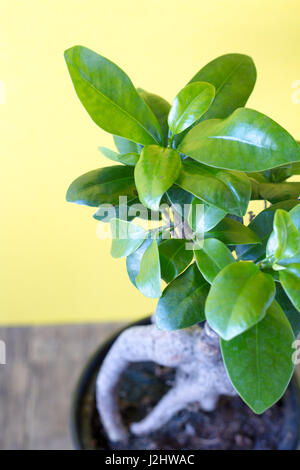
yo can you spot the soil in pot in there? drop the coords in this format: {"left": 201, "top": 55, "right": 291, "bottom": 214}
{"left": 81, "top": 361, "right": 287, "bottom": 450}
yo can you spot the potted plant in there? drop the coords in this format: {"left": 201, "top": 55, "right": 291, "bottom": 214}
{"left": 65, "top": 46, "right": 300, "bottom": 450}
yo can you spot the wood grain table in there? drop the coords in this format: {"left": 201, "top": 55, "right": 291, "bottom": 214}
{"left": 0, "top": 323, "right": 124, "bottom": 450}
{"left": 0, "top": 323, "right": 299, "bottom": 450}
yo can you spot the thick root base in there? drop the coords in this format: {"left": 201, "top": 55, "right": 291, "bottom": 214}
{"left": 96, "top": 322, "right": 236, "bottom": 442}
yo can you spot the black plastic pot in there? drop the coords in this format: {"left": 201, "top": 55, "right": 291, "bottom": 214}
{"left": 70, "top": 317, "right": 300, "bottom": 450}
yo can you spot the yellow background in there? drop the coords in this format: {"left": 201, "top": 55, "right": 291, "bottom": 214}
{"left": 1, "top": 0, "right": 300, "bottom": 325}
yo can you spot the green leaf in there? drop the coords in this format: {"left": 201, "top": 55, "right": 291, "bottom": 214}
{"left": 188, "top": 198, "right": 226, "bottom": 234}
{"left": 135, "top": 239, "right": 161, "bottom": 298}
{"left": 248, "top": 172, "right": 270, "bottom": 184}
{"left": 255, "top": 182, "right": 300, "bottom": 203}
{"left": 168, "top": 82, "right": 215, "bottom": 135}
{"left": 189, "top": 54, "right": 256, "bottom": 121}
{"left": 172, "top": 54, "right": 257, "bottom": 148}
{"left": 280, "top": 267, "right": 300, "bottom": 312}
{"left": 156, "top": 263, "right": 209, "bottom": 330}
{"left": 220, "top": 301, "right": 294, "bottom": 414}
{"left": 64, "top": 46, "right": 162, "bottom": 145}
{"left": 165, "top": 187, "right": 193, "bottom": 221}
{"left": 291, "top": 161, "right": 300, "bottom": 175}
{"left": 179, "top": 108, "right": 300, "bottom": 172}
{"left": 290, "top": 204, "right": 300, "bottom": 232}
{"left": 206, "top": 218, "right": 260, "bottom": 245}
{"left": 98, "top": 147, "right": 139, "bottom": 166}
{"left": 267, "top": 165, "right": 293, "bottom": 183}
{"left": 126, "top": 238, "right": 153, "bottom": 287}
{"left": 236, "top": 200, "right": 300, "bottom": 261}
{"left": 135, "top": 145, "right": 182, "bottom": 211}
{"left": 158, "top": 239, "right": 193, "bottom": 283}
{"left": 110, "top": 218, "right": 147, "bottom": 258}
{"left": 276, "top": 283, "right": 300, "bottom": 337}
{"left": 266, "top": 210, "right": 300, "bottom": 263}
{"left": 194, "top": 238, "right": 235, "bottom": 284}
{"left": 206, "top": 261, "right": 275, "bottom": 340}
{"left": 138, "top": 89, "right": 171, "bottom": 146}
{"left": 176, "top": 160, "right": 251, "bottom": 217}
{"left": 113, "top": 135, "right": 141, "bottom": 154}
{"left": 66, "top": 165, "right": 136, "bottom": 207}
{"left": 163, "top": 186, "right": 193, "bottom": 227}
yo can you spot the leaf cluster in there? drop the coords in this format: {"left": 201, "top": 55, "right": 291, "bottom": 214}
{"left": 65, "top": 46, "right": 300, "bottom": 414}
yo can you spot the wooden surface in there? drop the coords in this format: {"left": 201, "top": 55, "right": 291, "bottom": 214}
{"left": 0, "top": 323, "right": 124, "bottom": 450}
{"left": 0, "top": 324, "right": 299, "bottom": 450}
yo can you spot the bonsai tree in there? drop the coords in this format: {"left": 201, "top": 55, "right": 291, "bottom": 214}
{"left": 64, "top": 46, "right": 300, "bottom": 442}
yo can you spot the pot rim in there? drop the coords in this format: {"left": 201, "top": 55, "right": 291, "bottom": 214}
{"left": 70, "top": 317, "right": 150, "bottom": 449}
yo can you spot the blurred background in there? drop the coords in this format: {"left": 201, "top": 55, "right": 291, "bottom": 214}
{"left": 0, "top": 0, "right": 299, "bottom": 449}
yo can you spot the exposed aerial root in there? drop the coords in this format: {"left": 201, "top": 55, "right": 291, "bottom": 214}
{"left": 96, "top": 322, "right": 236, "bottom": 442}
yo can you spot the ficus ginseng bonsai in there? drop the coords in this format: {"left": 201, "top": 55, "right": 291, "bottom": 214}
{"left": 65, "top": 46, "right": 300, "bottom": 443}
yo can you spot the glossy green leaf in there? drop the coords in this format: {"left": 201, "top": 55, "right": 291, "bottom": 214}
{"left": 66, "top": 165, "right": 136, "bottom": 207}
{"left": 126, "top": 238, "right": 153, "bottom": 287}
{"left": 276, "top": 283, "right": 300, "bottom": 337}
{"left": 206, "top": 218, "right": 260, "bottom": 245}
{"left": 138, "top": 89, "right": 171, "bottom": 146}
{"left": 189, "top": 54, "right": 256, "bottom": 121}
{"left": 248, "top": 172, "right": 269, "bottom": 184}
{"left": 113, "top": 135, "right": 141, "bottom": 154}
{"left": 255, "top": 182, "right": 300, "bottom": 203}
{"left": 156, "top": 263, "right": 209, "bottom": 330}
{"left": 173, "top": 54, "right": 257, "bottom": 148}
{"left": 135, "top": 145, "right": 182, "bottom": 211}
{"left": 176, "top": 160, "right": 251, "bottom": 217}
{"left": 291, "top": 161, "right": 300, "bottom": 175}
{"left": 110, "top": 218, "right": 147, "bottom": 258}
{"left": 280, "top": 267, "right": 300, "bottom": 312}
{"left": 277, "top": 256, "right": 300, "bottom": 267}
{"left": 168, "top": 82, "right": 215, "bottom": 135}
{"left": 64, "top": 46, "right": 162, "bottom": 145}
{"left": 166, "top": 186, "right": 193, "bottom": 206}
{"left": 290, "top": 204, "right": 300, "bottom": 232}
{"left": 266, "top": 210, "right": 300, "bottom": 263}
{"left": 248, "top": 177, "right": 261, "bottom": 201}
{"left": 135, "top": 239, "right": 161, "bottom": 298}
{"left": 158, "top": 239, "right": 193, "bottom": 283}
{"left": 98, "top": 147, "right": 139, "bottom": 166}
{"left": 188, "top": 198, "right": 226, "bottom": 234}
{"left": 220, "top": 301, "right": 294, "bottom": 414}
{"left": 162, "top": 186, "right": 193, "bottom": 228}
{"left": 116, "top": 153, "right": 139, "bottom": 167}
{"left": 206, "top": 261, "right": 275, "bottom": 340}
{"left": 236, "top": 200, "right": 300, "bottom": 262}
{"left": 179, "top": 108, "right": 300, "bottom": 172}
{"left": 165, "top": 186, "right": 193, "bottom": 223}
{"left": 194, "top": 238, "right": 235, "bottom": 284}
{"left": 267, "top": 166, "right": 293, "bottom": 183}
